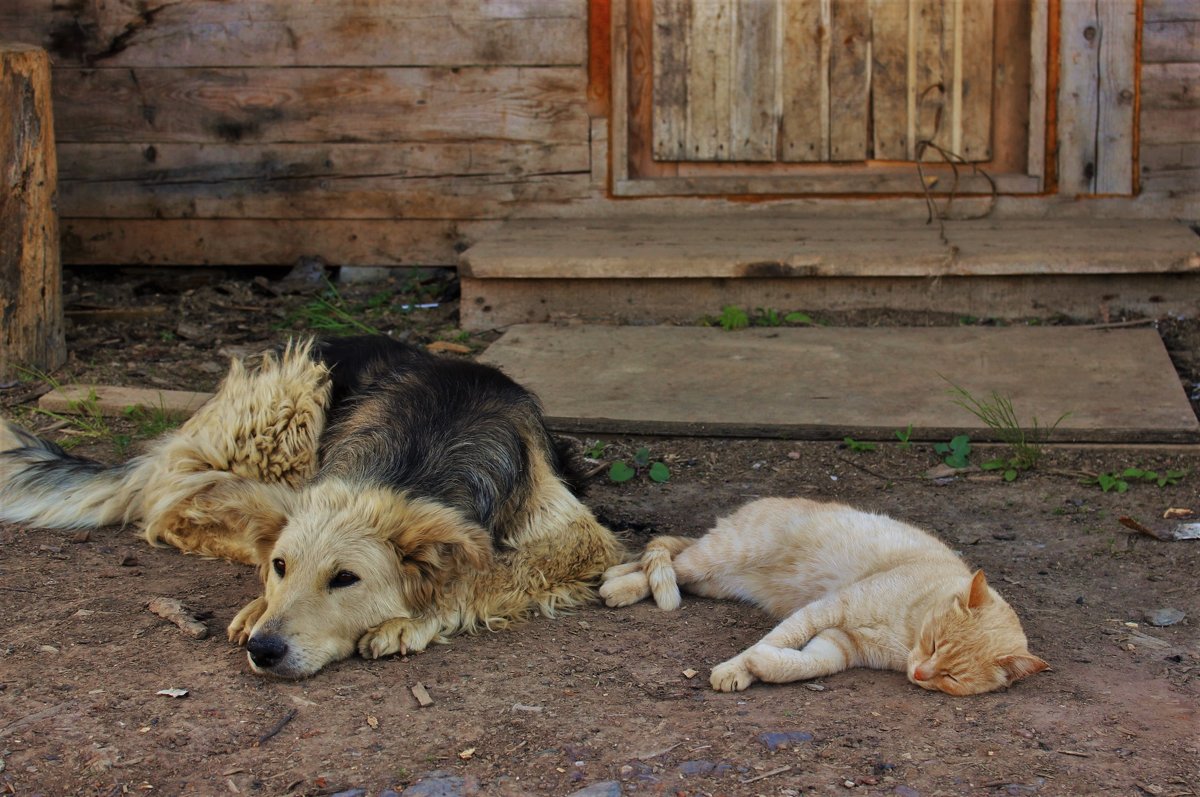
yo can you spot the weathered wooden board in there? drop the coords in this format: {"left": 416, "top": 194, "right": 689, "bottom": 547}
{"left": 6, "top": 0, "right": 584, "bottom": 67}
{"left": 478, "top": 325, "right": 1200, "bottom": 442}
{"left": 461, "top": 217, "right": 1200, "bottom": 279}
{"left": 869, "top": 0, "right": 909, "bottom": 160}
{"left": 60, "top": 219, "right": 499, "bottom": 267}
{"left": 1059, "top": 0, "right": 1137, "bottom": 194}
{"left": 684, "top": 0, "right": 733, "bottom": 160}
{"left": 39, "top": 386, "right": 213, "bottom": 420}
{"left": 460, "top": 273, "right": 1200, "bottom": 330}
{"left": 0, "top": 44, "right": 65, "bottom": 380}
{"left": 651, "top": 0, "right": 690, "bottom": 159}
{"left": 780, "top": 0, "right": 827, "bottom": 161}
{"left": 50, "top": 66, "right": 588, "bottom": 144}
{"left": 828, "top": 0, "right": 870, "bottom": 161}
{"left": 956, "top": 0, "right": 994, "bottom": 161}
{"left": 730, "top": 0, "right": 777, "bottom": 161}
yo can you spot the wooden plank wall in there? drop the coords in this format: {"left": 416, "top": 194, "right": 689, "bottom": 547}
{"left": 3, "top": 0, "right": 1196, "bottom": 269}
{"left": 5, "top": 0, "right": 593, "bottom": 267}
{"left": 1140, "top": 0, "right": 1200, "bottom": 197}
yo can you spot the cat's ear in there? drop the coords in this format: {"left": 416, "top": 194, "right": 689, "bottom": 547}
{"left": 965, "top": 569, "right": 991, "bottom": 610}
{"left": 998, "top": 653, "right": 1050, "bottom": 683}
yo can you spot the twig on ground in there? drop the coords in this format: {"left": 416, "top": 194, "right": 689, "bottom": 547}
{"left": 256, "top": 708, "right": 298, "bottom": 746}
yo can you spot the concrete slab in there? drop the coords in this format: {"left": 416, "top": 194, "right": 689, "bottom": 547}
{"left": 478, "top": 325, "right": 1200, "bottom": 443}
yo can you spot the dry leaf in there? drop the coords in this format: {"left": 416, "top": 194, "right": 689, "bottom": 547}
{"left": 366, "top": 715, "right": 379, "bottom": 728}
{"left": 1164, "top": 507, "right": 1194, "bottom": 519}
{"left": 156, "top": 688, "right": 189, "bottom": 698}
{"left": 458, "top": 747, "right": 476, "bottom": 760}
{"left": 682, "top": 668, "right": 698, "bottom": 679}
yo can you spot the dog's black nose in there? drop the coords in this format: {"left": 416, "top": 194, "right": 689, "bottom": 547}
{"left": 246, "top": 634, "right": 288, "bottom": 669}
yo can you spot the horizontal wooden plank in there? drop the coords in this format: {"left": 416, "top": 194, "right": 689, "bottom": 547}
{"left": 461, "top": 217, "right": 1199, "bottom": 279}
{"left": 477, "top": 325, "right": 1200, "bottom": 442}
{"left": 61, "top": 219, "right": 500, "bottom": 267}
{"left": 1143, "top": 20, "right": 1200, "bottom": 62}
{"left": 1141, "top": 63, "right": 1200, "bottom": 109}
{"left": 57, "top": 142, "right": 589, "bottom": 183}
{"left": 1144, "top": 0, "right": 1200, "bottom": 22}
{"left": 460, "top": 273, "right": 1200, "bottom": 330}
{"left": 39, "top": 386, "right": 212, "bottom": 420}
{"left": 1140, "top": 107, "right": 1200, "bottom": 144}
{"left": 60, "top": 172, "right": 592, "bottom": 220}
{"left": 5, "top": 0, "right": 583, "bottom": 67}
{"left": 51, "top": 66, "right": 588, "bottom": 144}
{"left": 57, "top": 142, "right": 591, "bottom": 219}
{"left": 612, "top": 171, "right": 1042, "bottom": 196}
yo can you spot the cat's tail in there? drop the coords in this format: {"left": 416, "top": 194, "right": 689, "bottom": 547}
{"left": 0, "top": 419, "right": 153, "bottom": 529}
{"left": 642, "top": 535, "right": 694, "bottom": 611}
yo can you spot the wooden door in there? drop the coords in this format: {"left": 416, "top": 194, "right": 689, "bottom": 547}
{"left": 612, "top": 0, "right": 1048, "bottom": 196}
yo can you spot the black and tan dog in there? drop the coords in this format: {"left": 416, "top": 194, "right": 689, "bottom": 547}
{"left": 0, "top": 336, "right": 623, "bottom": 677}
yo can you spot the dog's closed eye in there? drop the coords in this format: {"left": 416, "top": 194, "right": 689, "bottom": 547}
{"left": 329, "top": 570, "right": 360, "bottom": 589}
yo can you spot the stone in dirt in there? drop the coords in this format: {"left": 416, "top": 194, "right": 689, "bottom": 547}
{"left": 1145, "top": 608, "right": 1185, "bottom": 627}
{"left": 565, "top": 782, "right": 621, "bottom": 797}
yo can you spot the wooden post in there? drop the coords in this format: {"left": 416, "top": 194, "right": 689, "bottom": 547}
{"left": 1, "top": 43, "right": 65, "bottom": 380}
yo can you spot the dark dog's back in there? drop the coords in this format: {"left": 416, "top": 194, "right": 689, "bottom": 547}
{"left": 314, "top": 336, "right": 567, "bottom": 541}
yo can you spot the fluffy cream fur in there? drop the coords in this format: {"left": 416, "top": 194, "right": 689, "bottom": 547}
{"left": 601, "top": 497, "right": 1047, "bottom": 696}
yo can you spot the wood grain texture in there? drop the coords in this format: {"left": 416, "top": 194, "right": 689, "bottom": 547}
{"left": 870, "top": 0, "right": 910, "bottom": 160}
{"left": 1028, "top": 0, "right": 1049, "bottom": 179}
{"left": 730, "top": 0, "right": 777, "bottom": 160}
{"left": 57, "top": 142, "right": 591, "bottom": 219}
{"left": 685, "top": 0, "right": 734, "bottom": 160}
{"left": 60, "top": 219, "right": 499, "bottom": 267}
{"left": 1095, "top": 0, "right": 1137, "bottom": 194}
{"left": 1143, "top": 19, "right": 1200, "bottom": 62}
{"left": 51, "top": 66, "right": 588, "bottom": 145}
{"left": 477, "top": 324, "right": 1200, "bottom": 442}
{"left": 652, "top": 0, "right": 690, "bottom": 159}
{"left": 828, "top": 0, "right": 870, "bottom": 161}
{"left": 7, "top": 0, "right": 584, "bottom": 67}
{"left": 779, "top": 0, "right": 828, "bottom": 162}
{"left": 911, "top": 0, "right": 952, "bottom": 159}
{"left": 0, "top": 44, "right": 65, "bottom": 378}
{"left": 955, "top": 0, "right": 994, "bottom": 161}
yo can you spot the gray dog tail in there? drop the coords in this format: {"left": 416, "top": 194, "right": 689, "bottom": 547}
{"left": 0, "top": 420, "right": 152, "bottom": 529}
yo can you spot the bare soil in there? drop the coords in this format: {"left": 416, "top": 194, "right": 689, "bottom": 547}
{"left": 1, "top": 268, "right": 1198, "bottom": 797}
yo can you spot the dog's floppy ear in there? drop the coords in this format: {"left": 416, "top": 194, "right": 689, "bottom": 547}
{"left": 382, "top": 499, "right": 493, "bottom": 612}
{"left": 187, "top": 477, "right": 295, "bottom": 565}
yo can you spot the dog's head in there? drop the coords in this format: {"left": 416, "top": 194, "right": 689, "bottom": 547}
{"left": 207, "top": 478, "right": 491, "bottom": 678}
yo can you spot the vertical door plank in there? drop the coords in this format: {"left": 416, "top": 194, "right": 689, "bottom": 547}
{"left": 780, "top": 0, "right": 827, "bottom": 161}
{"left": 1059, "top": 0, "right": 1101, "bottom": 192}
{"left": 1095, "top": 0, "right": 1136, "bottom": 193}
{"left": 910, "top": 0, "right": 951, "bottom": 160}
{"left": 686, "top": 0, "right": 734, "bottom": 160}
{"left": 1027, "top": 0, "right": 1048, "bottom": 180}
{"left": 955, "top": 0, "right": 993, "bottom": 161}
{"left": 730, "top": 0, "right": 778, "bottom": 161}
{"left": 652, "top": 0, "right": 690, "bottom": 160}
{"left": 828, "top": 0, "right": 870, "bottom": 161}
{"left": 870, "top": 0, "right": 910, "bottom": 160}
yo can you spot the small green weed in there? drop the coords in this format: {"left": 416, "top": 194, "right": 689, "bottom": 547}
{"left": 123, "top": 399, "right": 180, "bottom": 440}
{"left": 934, "top": 434, "right": 972, "bottom": 469}
{"left": 1086, "top": 467, "right": 1188, "bottom": 493}
{"left": 715, "top": 305, "right": 817, "bottom": 330}
{"left": 17, "top": 367, "right": 112, "bottom": 448}
{"left": 894, "top": 424, "right": 913, "bottom": 450}
{"left": 843, "top": 437, "right": 876, "bottom": 453}
{"left": 610, "top": 447, "right": 671, "bottom": 484}
{"left": 584, "top": 439, "right": 607, "bottom": 459}
{"left": 945, "top": 381, "right": 1068, "bottom": 480}
{"left": 719, "top": 305, "right": 750, "bottom": 331}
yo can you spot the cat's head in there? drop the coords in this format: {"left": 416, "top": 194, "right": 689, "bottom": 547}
{"left": 907, "top": 570, "right": 1049, "bottom": 696}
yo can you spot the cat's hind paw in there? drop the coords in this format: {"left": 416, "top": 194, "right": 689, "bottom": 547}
{"left": 710, "top": 656, "right": 757, "bottom": 692}
{"left": 599, "top": 570, "right": 651, "bottom": 607}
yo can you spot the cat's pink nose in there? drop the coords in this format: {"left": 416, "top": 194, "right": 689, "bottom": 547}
{"left": 913, "top": 664, "right": 935, "bottom": 681}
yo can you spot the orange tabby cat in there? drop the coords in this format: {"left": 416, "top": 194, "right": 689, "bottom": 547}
{"left": 600, "top": 497, "right": 1048, "bottom": 695}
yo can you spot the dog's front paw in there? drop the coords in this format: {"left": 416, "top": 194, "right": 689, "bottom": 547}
{"left": 227, "top": 597, "right": 267, "bottom": 645}
{"left": 599, "top": 571, "right": 651, "bottom": 607}
{"left": 710, "top": 655, "right": 757, "bottom": 692}
{"left": 358, "top": 619, "right": 412, "bottom": 659}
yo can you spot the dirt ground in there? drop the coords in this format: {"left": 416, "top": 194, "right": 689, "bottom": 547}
{"left": 1, "top": 267, "right": 1198, "bottom": 797}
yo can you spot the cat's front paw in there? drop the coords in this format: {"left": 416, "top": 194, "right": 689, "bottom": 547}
{"left": 710, "top": 655, "right": 757, "bottom": 692}
{"left": 227, "top": 596, "right": 267, "bottom": 645}
{"left": 599, "top": 571, "right": 651, "bottom": 607}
